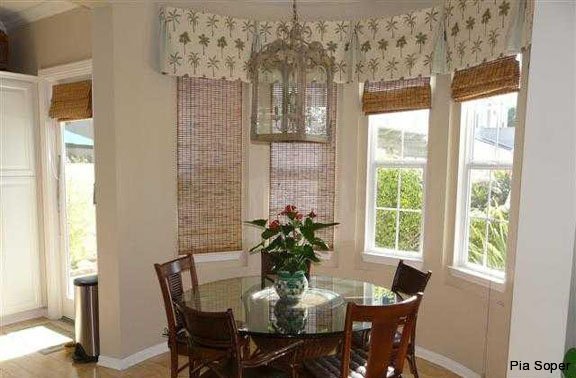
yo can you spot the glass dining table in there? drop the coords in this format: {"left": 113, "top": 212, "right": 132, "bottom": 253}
{"left": 182, "top": 275, "right": 400, "bottom": 374}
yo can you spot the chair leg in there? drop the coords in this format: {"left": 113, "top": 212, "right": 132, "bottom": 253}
{"left": 170, "top": 349, "right": 179, "bottom": 378}
{"left": 407, "top": 352, "right": 419, "bottom": 378}
{"left": 188, "top": 354, "right": 199, "bottom": 378}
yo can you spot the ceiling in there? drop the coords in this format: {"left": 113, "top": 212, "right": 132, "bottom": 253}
{"left": 0, "top": 0, "right": 78, "bottom": 31}
{"left": 0, "top": 0, "right": 441, "bottom": 32}
{"left": 168, "top": 0, "right": 439, "bottom": 20}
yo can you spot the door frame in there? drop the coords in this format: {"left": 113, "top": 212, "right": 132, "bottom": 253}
{"left": 38, "top": 60, "right": 92, "bottom": 320}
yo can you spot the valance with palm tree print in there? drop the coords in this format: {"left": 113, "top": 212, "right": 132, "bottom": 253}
{"left": 443, "top": 0, "right": 528, "bottom": 72}
{"left": 159, "top": 0, "right": 532, "bottom": 83}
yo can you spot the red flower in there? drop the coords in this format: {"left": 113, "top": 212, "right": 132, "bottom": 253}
{"left": 269, "top": 220, "right": 280, "bottom": 230}
{"left": 308, "top": 210, "right": 317, "bottom": 218}
{"left": 280, "top": 205, "right": 297, "bottom": 216}
{"left": 295, "top": 213, "right": 303, "bottom": 220}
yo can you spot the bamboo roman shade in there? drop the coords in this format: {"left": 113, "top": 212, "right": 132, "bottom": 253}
{"left": 177, "top": 77, "right": 243, "bottom": 254}
{"left": 362, "top": 77, "right": 431, "bottom": 115}
{"left": 269, "top": 87, "right": 338, "bottom": 248}
{"left": 49, "top": 80, "right": 92, "bottom": 121}
{"left": 451, "top": 57, "right": 520, "bottom": 102}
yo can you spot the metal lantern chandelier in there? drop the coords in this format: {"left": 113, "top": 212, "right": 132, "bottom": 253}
{"left": 249, "top": 0, "right": 335, "bottom": 143}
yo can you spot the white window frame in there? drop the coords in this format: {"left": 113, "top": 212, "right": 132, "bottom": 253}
{"left": 364, "top": 110, "right": 429, "bottom": 261}
{"left": 453, "top": 93, "right": 518, "bottom": 282}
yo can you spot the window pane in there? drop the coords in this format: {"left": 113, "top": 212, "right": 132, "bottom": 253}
{"left": 376, "top": 168, "right": 399, "bottom": 208}
{"left": 63, "top": 120, "right": 97, "bottom": 297}
{"left": 403, "top": 128, "right": 428, "bottom": 161}
{"left": 488, "top": 170, "right": 512, "bottom": 222}
{"left": 400, "top": 168, "right": 424, "bottom": 210}
{"left": 370, "top": 109, "right": 429, "bottom": 162}
{"left": 468, "top": 218, "right": 486, "bottom": 266}
{"left": 465, "top": 93, "right": 517, "bottom": 164}
{"left": 487, "top": 221, "right": 508, "bottom": 270}
{"left": 398, "top": 211, "right": 421, "bottom": 252}
{"left": 376, "top": 128, "right": 401, "bottom": 160}
{"left": 375, "top": 209, "right": 396, "bottom": 249}
{"left": 469, "top": 169, "right": 490, "bottom": 215}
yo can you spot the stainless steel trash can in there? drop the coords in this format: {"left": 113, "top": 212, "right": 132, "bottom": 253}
{"left": 73, "top": 275, "right": 99, "bottom": 363}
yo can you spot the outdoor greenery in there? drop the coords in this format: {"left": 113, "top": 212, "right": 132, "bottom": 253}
{"left": 468, "top": 170, "right": 511, "bottom": 270}
{"left": 375, "top": 168, "right": 511, "bottom": 270}
{"left": 375, "top": 168, "right": 423, "bottom": 252}
{"left": 65, "top": 162, "right": 97, "bottom": 275}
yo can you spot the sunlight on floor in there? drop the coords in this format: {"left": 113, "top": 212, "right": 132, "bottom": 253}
{"left": 0, "top": 326, "right": 72, "bottom": 362}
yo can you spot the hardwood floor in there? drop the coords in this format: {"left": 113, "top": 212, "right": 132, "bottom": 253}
{"left": 0, "top": 318, "right": 459, "bottom": 377}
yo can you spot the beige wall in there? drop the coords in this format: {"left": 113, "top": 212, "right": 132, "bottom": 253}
{"left": 8, "top": 7, "right": 92, "bottom": 75}
{"left": 17, "top": 1, "right": 529, "bottom": 375}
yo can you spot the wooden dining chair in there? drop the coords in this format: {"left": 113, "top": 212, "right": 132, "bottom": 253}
{"left": 154, "top": 254, "right": 199, "bottom": 378}
{"left": 176, "top": 304, "right": 303, "bottom": 378}
{"left": 391, "top": 260, "right": 431, "bottom": 378}
{"left": 304, "top": 294, "right": 423, "bottom": 378}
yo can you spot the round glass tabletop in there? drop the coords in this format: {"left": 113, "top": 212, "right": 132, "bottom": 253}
{"left": 182, "top": 275, "right": 399, "bottom": 338}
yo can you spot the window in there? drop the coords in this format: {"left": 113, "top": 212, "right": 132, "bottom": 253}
{"left": 455, "top": 92, "right": 518, "bottom": 278}
{"left": 365, "top": 109, "right": 429, "bottom": 258}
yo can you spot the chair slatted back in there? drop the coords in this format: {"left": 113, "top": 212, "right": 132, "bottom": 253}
{"left": 391, "top": 260, "right": 431, "bottom": 297}
{"left": 340, "top": 295, "right": 422, "bottom": 378}
{"left": 176, "top": 305, "right": 240, "bottom": 352}
{"left": 155, "top": 255, "right": 199, "bottom": 338}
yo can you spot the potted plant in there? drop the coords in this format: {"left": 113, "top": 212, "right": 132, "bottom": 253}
{"left": 246, "top": 205, "right": 338, "bottom": 301}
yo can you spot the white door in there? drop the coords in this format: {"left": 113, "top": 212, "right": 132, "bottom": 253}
{"left": 58, "top": 119, "right": 97, "bottom": 319}
{"left": 0, "top": 76, "right": 43, "bottom": 318}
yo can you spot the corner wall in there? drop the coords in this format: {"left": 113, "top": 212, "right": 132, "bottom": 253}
{"left": 508, "top": 1, "right": 576, "bottom": 376}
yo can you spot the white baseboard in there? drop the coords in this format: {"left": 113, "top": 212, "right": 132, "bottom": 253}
{"left": 96, "top": 339, "right": 478, "bottom": 376}
{"left": 0, "top": 307, "right": 48, "bottom": 326}
{"left": 98, "top": 342, "right": 169, "bottom": 371}
{"left": 416, "top": 346, "right": 481, "bottom": 378}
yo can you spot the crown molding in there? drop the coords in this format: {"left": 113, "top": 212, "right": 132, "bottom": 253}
{"left": 2, "top": 1, "right": 78, "bottom": 32}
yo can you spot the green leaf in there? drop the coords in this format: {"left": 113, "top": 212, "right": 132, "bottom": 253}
{"left": 261, "top": 228, "right": 280, "bottom": 239}
{"left": 262, "top": 236, "right": 282, "bottom": 252}
{"left": 310, "top": 222, "right": 339, "bottom": 231}
{"left": 249, "top": 240, "right": 265, "bottom": 253}
{"left": 300, "top": 227, "right": 315, "bottom": 243}
{"left": 312, "top": 238, "right": 329, "bottom": 250}
{"left": 285, "top": 237, "right": 296, "bottom": 250}
{"left": 245, "top": 219, "right": 268, "bottom": 228}
{"left": 281, "top": 224, "right": 294, "bottom": 235}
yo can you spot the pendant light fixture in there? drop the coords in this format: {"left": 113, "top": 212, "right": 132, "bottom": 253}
{"left": 249, "top": 0, "right": 335, "bottom": 143}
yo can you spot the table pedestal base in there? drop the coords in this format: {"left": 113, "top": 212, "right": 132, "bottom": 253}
{"left": 251, "top": 335, "right": 341, "bottom": 378}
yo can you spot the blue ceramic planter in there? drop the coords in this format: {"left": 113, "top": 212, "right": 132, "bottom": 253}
{"left": 274, "top": 270, "right": 308, "bottom": 302}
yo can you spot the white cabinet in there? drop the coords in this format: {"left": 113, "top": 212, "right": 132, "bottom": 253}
{"left": 0, "top": 73, "right": 43, "bottom": 317}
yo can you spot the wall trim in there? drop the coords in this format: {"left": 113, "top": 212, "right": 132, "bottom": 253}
{"left": 95, "top": 340, "right": 478, "bottom": 375}
{"left": 416, "top": 346, "right": 481, "bottom": 378}
{"left": 0, "top": 307, "right": 48, "bottom": 327}
{"left": 97, "top": 342, "right": 169, "bottom": 371}
{"left": 38, "top": 59, "right": 93, "bottom": 82}
{"left": 193, "top": 251, "right": 243, "bottom": 263}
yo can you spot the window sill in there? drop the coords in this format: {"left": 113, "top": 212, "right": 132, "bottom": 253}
{"left": 193, "top": 251, "right": 243, "bottom": 263}
{"left": 448, "top": 266, "right": 505, "bottom": 292}
{"left": 362, "top": 251, "right": 423, "bottom": 270}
